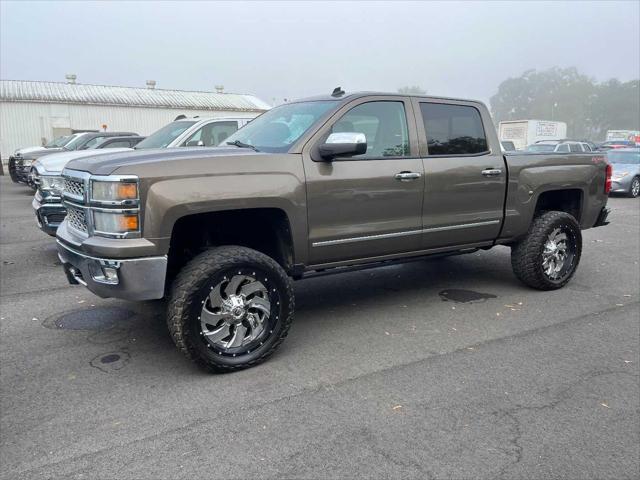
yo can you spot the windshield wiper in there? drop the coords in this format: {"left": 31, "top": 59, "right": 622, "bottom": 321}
{"left": 226, "top": 140, "right": 259, "bottom": 152}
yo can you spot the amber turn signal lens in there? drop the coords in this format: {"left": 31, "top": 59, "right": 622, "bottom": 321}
{"left": 117, "top": 183, "right": 138, "bottom": 199}
{"left": 119, "top": 214, "right": 139, "bottom": 231}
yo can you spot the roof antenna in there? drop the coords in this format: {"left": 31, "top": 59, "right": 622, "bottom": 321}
{"left": 331, "top": 86, "right": 345, "bottom": 97}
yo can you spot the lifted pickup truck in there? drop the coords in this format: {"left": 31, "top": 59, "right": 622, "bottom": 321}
{"left": 56, "top": 90, "right": 611, "bottom": 372}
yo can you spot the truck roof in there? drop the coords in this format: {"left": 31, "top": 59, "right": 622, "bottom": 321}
{"left": 291, "top": 91, "right": 488, "bottom": 107}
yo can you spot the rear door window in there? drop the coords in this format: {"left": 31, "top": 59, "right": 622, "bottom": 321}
{"left": 420, "top": 103, "right": 488, "bottom": 155}
{"left": 569, "top": 143, "right": 581, "bottom": 153}
{"left": 557, "top": 144, "right": 570, "bottom": 153}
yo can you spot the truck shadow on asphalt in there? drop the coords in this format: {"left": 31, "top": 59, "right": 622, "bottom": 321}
{"left": 42, "top": 250, "right": 518, "bottom": 374}
{"left": 294, "top": 252, "right": 513, "bottom": 315}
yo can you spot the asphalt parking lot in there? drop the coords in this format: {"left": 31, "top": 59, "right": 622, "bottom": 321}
{"left": 1, "top": 175, "right": 638, "bottom": 480}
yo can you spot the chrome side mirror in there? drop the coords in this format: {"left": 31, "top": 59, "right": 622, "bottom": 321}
{"left": 318, "top": 132, "right": 367, "bottom": 160}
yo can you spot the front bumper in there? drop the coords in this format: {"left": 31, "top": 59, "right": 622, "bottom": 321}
{"left": 57, "top": 238, "right": 167, "bottom": 301}
{"left": 32, "top": 195, "right": 66, "bottom": 236}
{"left": 8, "top": 156, "right": 22, "bottom": 183}
{"left": 9, "top": 159, "right": 34, "bottom": 185}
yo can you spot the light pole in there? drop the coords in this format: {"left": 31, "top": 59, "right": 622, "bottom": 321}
{"left": 551, "top": 102, "right": 558, "bottom": 121}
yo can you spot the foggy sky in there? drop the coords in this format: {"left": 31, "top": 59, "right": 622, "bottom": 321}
{"left": 1, "top": 1, "right": 639, "bottom": 106}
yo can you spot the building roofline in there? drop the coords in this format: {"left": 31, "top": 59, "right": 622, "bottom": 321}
{"left": 0, "top": 79, "right": 270, "bottom": 112}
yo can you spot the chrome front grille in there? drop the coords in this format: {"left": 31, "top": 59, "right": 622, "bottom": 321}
{"left": 66, "top": 207, "right": 88, "bottom": 233}
{"left": 64, "top": 177, "right": 85, "bottom": 198}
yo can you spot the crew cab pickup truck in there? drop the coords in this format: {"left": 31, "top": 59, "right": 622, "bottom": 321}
{"left": 56, "top": 91, "right": 611, "bottom": 373}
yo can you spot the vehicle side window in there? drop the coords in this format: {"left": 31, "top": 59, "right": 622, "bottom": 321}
{"left": 82, "top": 136, "right": 105, "bottom": 149}
{"left": 184, "top": 121, "right": 238, "bottom": 146}
{"left": 569, "top": 143, "right": 581, "bottom": 153}
{"left": 103, "top": 140, "right": 131, "bottom": 148}
{"left": 557, "top": 144, "right": 570, "bottom": 153}
{"left": 330, "top": 101, "right": 409, "bottom": 158}
{"left": 420, "top": 103, "right": 488, "bottom": 156}
{"left": 582, "top": 143, "right": 591, "bottom": 152}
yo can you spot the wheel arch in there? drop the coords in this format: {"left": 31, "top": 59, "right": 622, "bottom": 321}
{"left": 533, "top": 188, "right": 584, "bottom": 223}
{"left": 166, "top": 207, "right": 296, "bottom": 285}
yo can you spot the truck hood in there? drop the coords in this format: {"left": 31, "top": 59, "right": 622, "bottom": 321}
{"left": 34, "top": 148, "right": 133, "bottom": 174}
{"left": 66, "top": 147, "right": 265, "bottom": 176}
{"left": 14, "top": 146, "right": 48, "bottom": 156}
{"left": 15, "top": 146, "right": 63, "bottom": 158}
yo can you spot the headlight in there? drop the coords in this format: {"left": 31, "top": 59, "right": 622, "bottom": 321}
{"left": 92, "top": 210, "right": 140, "bottom": 236}
{"left": 40, "top": 175, "right": 64, "bottom": 192}
{"left": 91, "top": 179, "right": 138, "bottom": 204}
{"left": 612, "top": 171, "right": 629, "bottom": 180}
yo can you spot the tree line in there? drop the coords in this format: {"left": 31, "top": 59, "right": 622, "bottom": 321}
{"left": 489, "top": 67, "right": 639, "bottom": 141}
{"left": 399, "top": 66, "right": 639, "bottom": 141}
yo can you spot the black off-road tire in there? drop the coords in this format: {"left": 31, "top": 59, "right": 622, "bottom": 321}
{"left": 627, "top": 176, "right": 640, "bottom": 198}
{"left": 510, "top": 211, "right": 582, "bottom": 290}
{"left": 167, "top": 246, "right": 294, "bottom": 373}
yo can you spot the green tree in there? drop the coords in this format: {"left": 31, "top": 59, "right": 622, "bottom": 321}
{"left": 490, "top": 67, "right": 639, "bottom": 141}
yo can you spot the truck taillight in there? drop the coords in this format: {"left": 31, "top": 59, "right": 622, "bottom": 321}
{"left": 605, "top": 163, "right": 612, "bottom": 194}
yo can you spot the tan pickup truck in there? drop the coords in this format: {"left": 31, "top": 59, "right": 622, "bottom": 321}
{"left": 56, "top": 90, "right": 611, "bottom": 372}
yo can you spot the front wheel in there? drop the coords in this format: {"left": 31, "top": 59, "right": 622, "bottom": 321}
{"left": 628, "top": 177, "right": 640, "bottom": 198}
{"left": 511, "top": 211, "right": 582, "bottom": 290}
{"left": 167, "top": 246, "right": 294, "bottom": 373}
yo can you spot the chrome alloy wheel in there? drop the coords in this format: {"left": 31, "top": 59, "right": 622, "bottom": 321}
{"left": 631, "top": 178, "right": 640, "bottom": 198}
{"left": 542, "top": 227, "right": 574, "bottom": 281}
{"left": 200, "top": 273, "right": 271, "bottom": 350}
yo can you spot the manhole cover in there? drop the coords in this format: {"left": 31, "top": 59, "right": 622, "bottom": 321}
{"left": 439, "top": 289, "right": 497, "bottom": 304}
{"left": 48, "top": 307, "right": 135, "bottom": 330}
{"left": 90, "top": 350, "right": 131, "bottom": 373}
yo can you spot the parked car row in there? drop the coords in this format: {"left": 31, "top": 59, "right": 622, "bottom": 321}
{"left": 15, "top": 116, "right": 255, "bottom": 234}
{"left": 525, "top": 139, "right": 596, "bottom": 153}
{"left": 9, "top": 131, "right": 141, "bottom": 185}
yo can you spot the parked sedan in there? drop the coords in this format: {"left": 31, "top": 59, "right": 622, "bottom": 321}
{"left": 607, "top": 148, "right": 640, "bottom": 198}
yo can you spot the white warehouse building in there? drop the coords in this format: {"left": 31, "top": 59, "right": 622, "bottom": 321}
{"left": 0, "top": 78, "right": 270, "bottom": 158}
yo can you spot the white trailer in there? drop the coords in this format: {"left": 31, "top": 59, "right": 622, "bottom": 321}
{"left": 498, "top": 120, "right": 567, "bottom": 150}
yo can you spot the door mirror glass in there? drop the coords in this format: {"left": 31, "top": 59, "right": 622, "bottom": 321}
{"left": 318, "top": 132, "right": 367, "bottom": 160}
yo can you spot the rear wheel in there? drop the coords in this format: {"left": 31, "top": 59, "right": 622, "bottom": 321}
{"left": 511, "top": 211, "right": 582, "bottom": 290}
{"left": 167, "top": 246, "right": 294, "bottom": 373}
{"left": 628, "top": 177, "right": 640, "bottom": 198}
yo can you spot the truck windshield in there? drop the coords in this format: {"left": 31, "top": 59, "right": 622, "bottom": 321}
{"left": 135, "top": 121, "right": 197, "bottom": 149}
{"left": 526, "top": 144, "right": 555, "bottom": 152}
{"left": 45, "top": 135, "right": 71, "bottom": 148}
{"left": 62, "top": 133, "right": 91, "bottom": 151}
{"left": 607, "top": 150, "right": 640, "bottom": 164}
{"left": 222, "top": 101, "right": 339, "bottom": 153}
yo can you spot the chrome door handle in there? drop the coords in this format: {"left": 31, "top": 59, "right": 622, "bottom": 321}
{"left": 395, "top": 172, "right": 421, "bottom": 181}
{"left": 481, "top": 168, "right": 502, "bottom": 177}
